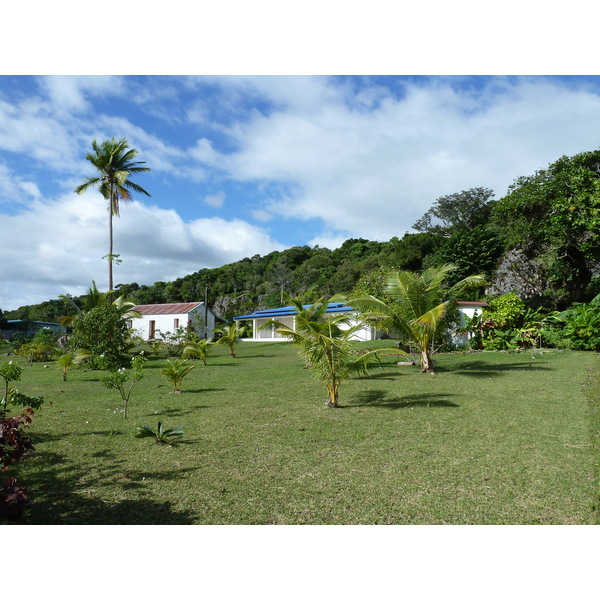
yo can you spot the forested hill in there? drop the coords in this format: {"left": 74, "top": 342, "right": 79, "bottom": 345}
{"left": 5, "top": 149, "right": 600, "bottom": 322}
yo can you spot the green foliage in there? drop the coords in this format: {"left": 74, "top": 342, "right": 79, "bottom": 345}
{"left": 71, "top": 303, "right": 131, "bottom": 369}
{"left": 156, "top": 327, "right": 190, "bottom": 357}
{"left": 136, "top": 422, "right": 184, "bottom": 445}
{"left": 1, "top": 361, "right": 22, "bottom": 418}
{"left": 14, "top": 340, "right": 54, "bottom": 363}
{"left": 214, "top": 322, "right": 247, "bottom": 357}
{"left": 182, "top": 339, "right": 213, "bottom": 365}
{"left": 427, "top": 225, "right": 504, "bottom": 286}
{"left": 160, "top": 359, "right": 195, "bottom": 393}
{"left": 266, "top": 297, "right": 393, "bottom": 407}
{"left": 552, "top": 295, "right": 600, "bottom": 351}
{"left": 483, "top": 293, "right": 525, "bottom": 330}
{"left": 0, "top": 362, "right": 43, "bottom": 417}
{"left": 413, "top": 187, "right": 496, "bottom": 235}
{"left": 101, "top": 354, "right": 147, "bottom": 417}
{"left": 492, "top": 150, "right": 600, "bottom": 305}
{"left": 351, "top": 264, "right": 486, "bottom": 372}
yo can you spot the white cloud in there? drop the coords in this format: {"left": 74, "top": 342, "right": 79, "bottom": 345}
{"left": 38, "top": 75, "right": 124, "bottom": 113}
{"left": 0, "top": 163, "right": 41, "bottom": 204}
{"left": 203, "top": 191, "right": 225, "bottom": 208}
{"left": 205, "top": 77, "right": 600, "bottom": 240}
{"left": 0, "top": 192, "right": 284, "bottom": 310}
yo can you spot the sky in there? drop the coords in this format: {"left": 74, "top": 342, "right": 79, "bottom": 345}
{"left": 2, "top": 74, "right": 600, "bottom": 310}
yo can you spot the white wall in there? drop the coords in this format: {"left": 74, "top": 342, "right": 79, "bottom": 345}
{"left": 244, "top": 313, "right": 381, "bottom": 341}
{"left": 133, "top": 305, "right": 216, "bottom": 340}
{"left": 450, "top": 305, "right": 485, "bottom": 347}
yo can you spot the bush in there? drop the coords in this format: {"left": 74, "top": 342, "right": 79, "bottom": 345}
{"left": 70, "top": 304, "right": 131, "bottom": 369}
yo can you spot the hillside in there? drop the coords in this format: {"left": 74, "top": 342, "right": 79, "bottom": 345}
{"left": 5, "top": 149, "right": 600, "bottom": 322}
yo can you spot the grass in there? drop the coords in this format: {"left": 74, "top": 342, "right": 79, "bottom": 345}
{"left": 2, "top": 341, "right": 599, "bottom": 524}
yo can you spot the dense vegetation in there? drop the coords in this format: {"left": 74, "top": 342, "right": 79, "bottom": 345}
{"left": 5, "top": 148, "right": 600, "bottom": 323}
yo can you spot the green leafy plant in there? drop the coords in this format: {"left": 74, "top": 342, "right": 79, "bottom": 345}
{"left": 160, "top": 359, "right": 196, "bottom": 393}
{"left": 350, "top": 264, "right": 486, "bottom": 372}
{"left": 182, "top": 338, "right": 213, "bottom": 365}
{"left": 101, "top": 353, "right": 147, "bottom": 418}
{"left": 214, "top": 322, "right": 247, "bottom": 357}
{"left": 264, "top": 297, "right": 392, "bottom": 408}
{"left": 1, "top": 361, "right": 22, "bottom": 418}
{"left": 135, "top": 421, "right": 184, "bottom": 445}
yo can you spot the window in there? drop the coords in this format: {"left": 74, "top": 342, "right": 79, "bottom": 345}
{"left": 174, "top": 318, "right": 179, "bottom": 329}
{"left": 149, "top": 320, "right": 156, "bottom": 339}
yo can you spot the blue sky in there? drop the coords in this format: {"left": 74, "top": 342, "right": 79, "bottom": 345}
{"left": 2, "top": 74, "right": 600, "bottom": 310}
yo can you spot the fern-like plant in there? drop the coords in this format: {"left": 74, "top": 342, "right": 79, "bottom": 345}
{"left": 135, "top": 422, "right": 184, "bottom": 445}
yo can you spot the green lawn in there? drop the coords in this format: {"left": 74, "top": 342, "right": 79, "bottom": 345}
{"left": 3, "top": 341, "right": 599, "bottom": 524}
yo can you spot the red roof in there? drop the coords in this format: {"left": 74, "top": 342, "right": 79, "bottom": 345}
{"left": 134, "top": 302, "right": 203, "bottom": 315}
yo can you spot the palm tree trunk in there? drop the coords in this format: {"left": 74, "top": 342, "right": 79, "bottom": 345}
{"left": 420, "top": 349, "right": 435, "bottom": 373}
{"left": 108, "top": 185, "right": 114, "bottom": 302}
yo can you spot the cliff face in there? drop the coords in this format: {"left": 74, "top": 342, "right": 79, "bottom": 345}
{"left": 486, "top": 249, "right": 547, "bottom": 305}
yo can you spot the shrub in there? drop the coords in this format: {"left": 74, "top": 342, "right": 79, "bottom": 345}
{"left": 135, "top": 422, "right": 184, "bottom": 445}
{"left": 160, "top": 359, "right": 196, "bottom": 393}
{"left": 0, "top": 408, "right": 34, "bottom": 521}
{"left": 70, "top": 304, "right": 131, "bottom": 369}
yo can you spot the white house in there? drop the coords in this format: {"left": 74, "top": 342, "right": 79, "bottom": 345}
{"left": 233, "top": 302, "right": 383, "bottom": 342}
{"left": 132, "top": 302, "right": 219, "bottom": 340}
{"left": 450, "top": 301, "right": 489, "bottom": 347}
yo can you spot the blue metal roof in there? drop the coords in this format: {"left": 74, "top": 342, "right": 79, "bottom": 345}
{"left": 233, "top": 302, "right": 355, "bottom": 320}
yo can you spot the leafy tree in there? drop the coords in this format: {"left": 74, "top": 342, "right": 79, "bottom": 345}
{"left": 265, "top": 298, "right": 383, "bottom": 408}
{"left": 101, "top": 353, "right": 146, "bottom": 418}
{"left": 413, "top": 187, "right": 496, "bottom": 235}
{"left": 491, "top": 150, "right": 600, "bottom": 306}
{"left": 350, "top": 264, "right": 486, "bottom": 373}
{"left": 74, "top": 138, "right": 151, "bottom": 296}
{"left": 70, "top": 303, "right": 132, "bottom": 369}
{"left": 427, "top": 225, "right": 504, "bottom": 287}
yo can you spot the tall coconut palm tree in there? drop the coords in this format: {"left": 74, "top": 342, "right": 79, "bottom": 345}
{"left": 350, "top": 264, "right": 486, "bottom": 373}
{"left": 74, "top": 138, "right": 150, "bottom": 297}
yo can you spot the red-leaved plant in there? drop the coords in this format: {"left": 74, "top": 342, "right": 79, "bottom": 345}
{"left": 0, "top": 408, "right": 34, "bottom": 520}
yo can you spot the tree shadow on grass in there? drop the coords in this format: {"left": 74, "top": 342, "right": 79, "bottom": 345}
{"left": 445, "top": 359, "right": 552, "bottom": 378}
{"left": 15, "top": 449, "right": 196, "bottom": 524}
{"left": 349, "top": 390, "right": 460, "bottom": 409}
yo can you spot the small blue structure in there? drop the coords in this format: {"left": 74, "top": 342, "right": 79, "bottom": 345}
{"left": 2, "top": 320, "right": 66, "bottom": 340}
{"left": 233, "top": 302, "right": 381, "bottom": 341}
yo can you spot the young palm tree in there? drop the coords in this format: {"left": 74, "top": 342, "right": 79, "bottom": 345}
{"left": 265, "top": 298, "right": 383, "bottom": 408}
{"left": 214, "top": 322, "right": 247, "bottom": 358}
{"left": 74, "top": 138, "right": 150, "bottom": 296}
{"left": 160, "top": 359, "right": 196, "bottom": 393}
{"left": 182, "top": 338, "right": 213, "bottom": 365}
{"left": 350, "top": 264, "right": 486, "bottom": 373}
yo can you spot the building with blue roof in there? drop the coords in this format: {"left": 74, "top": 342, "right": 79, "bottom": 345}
{"left": 233, "top": 302, "right": 382, "bottom": 341}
